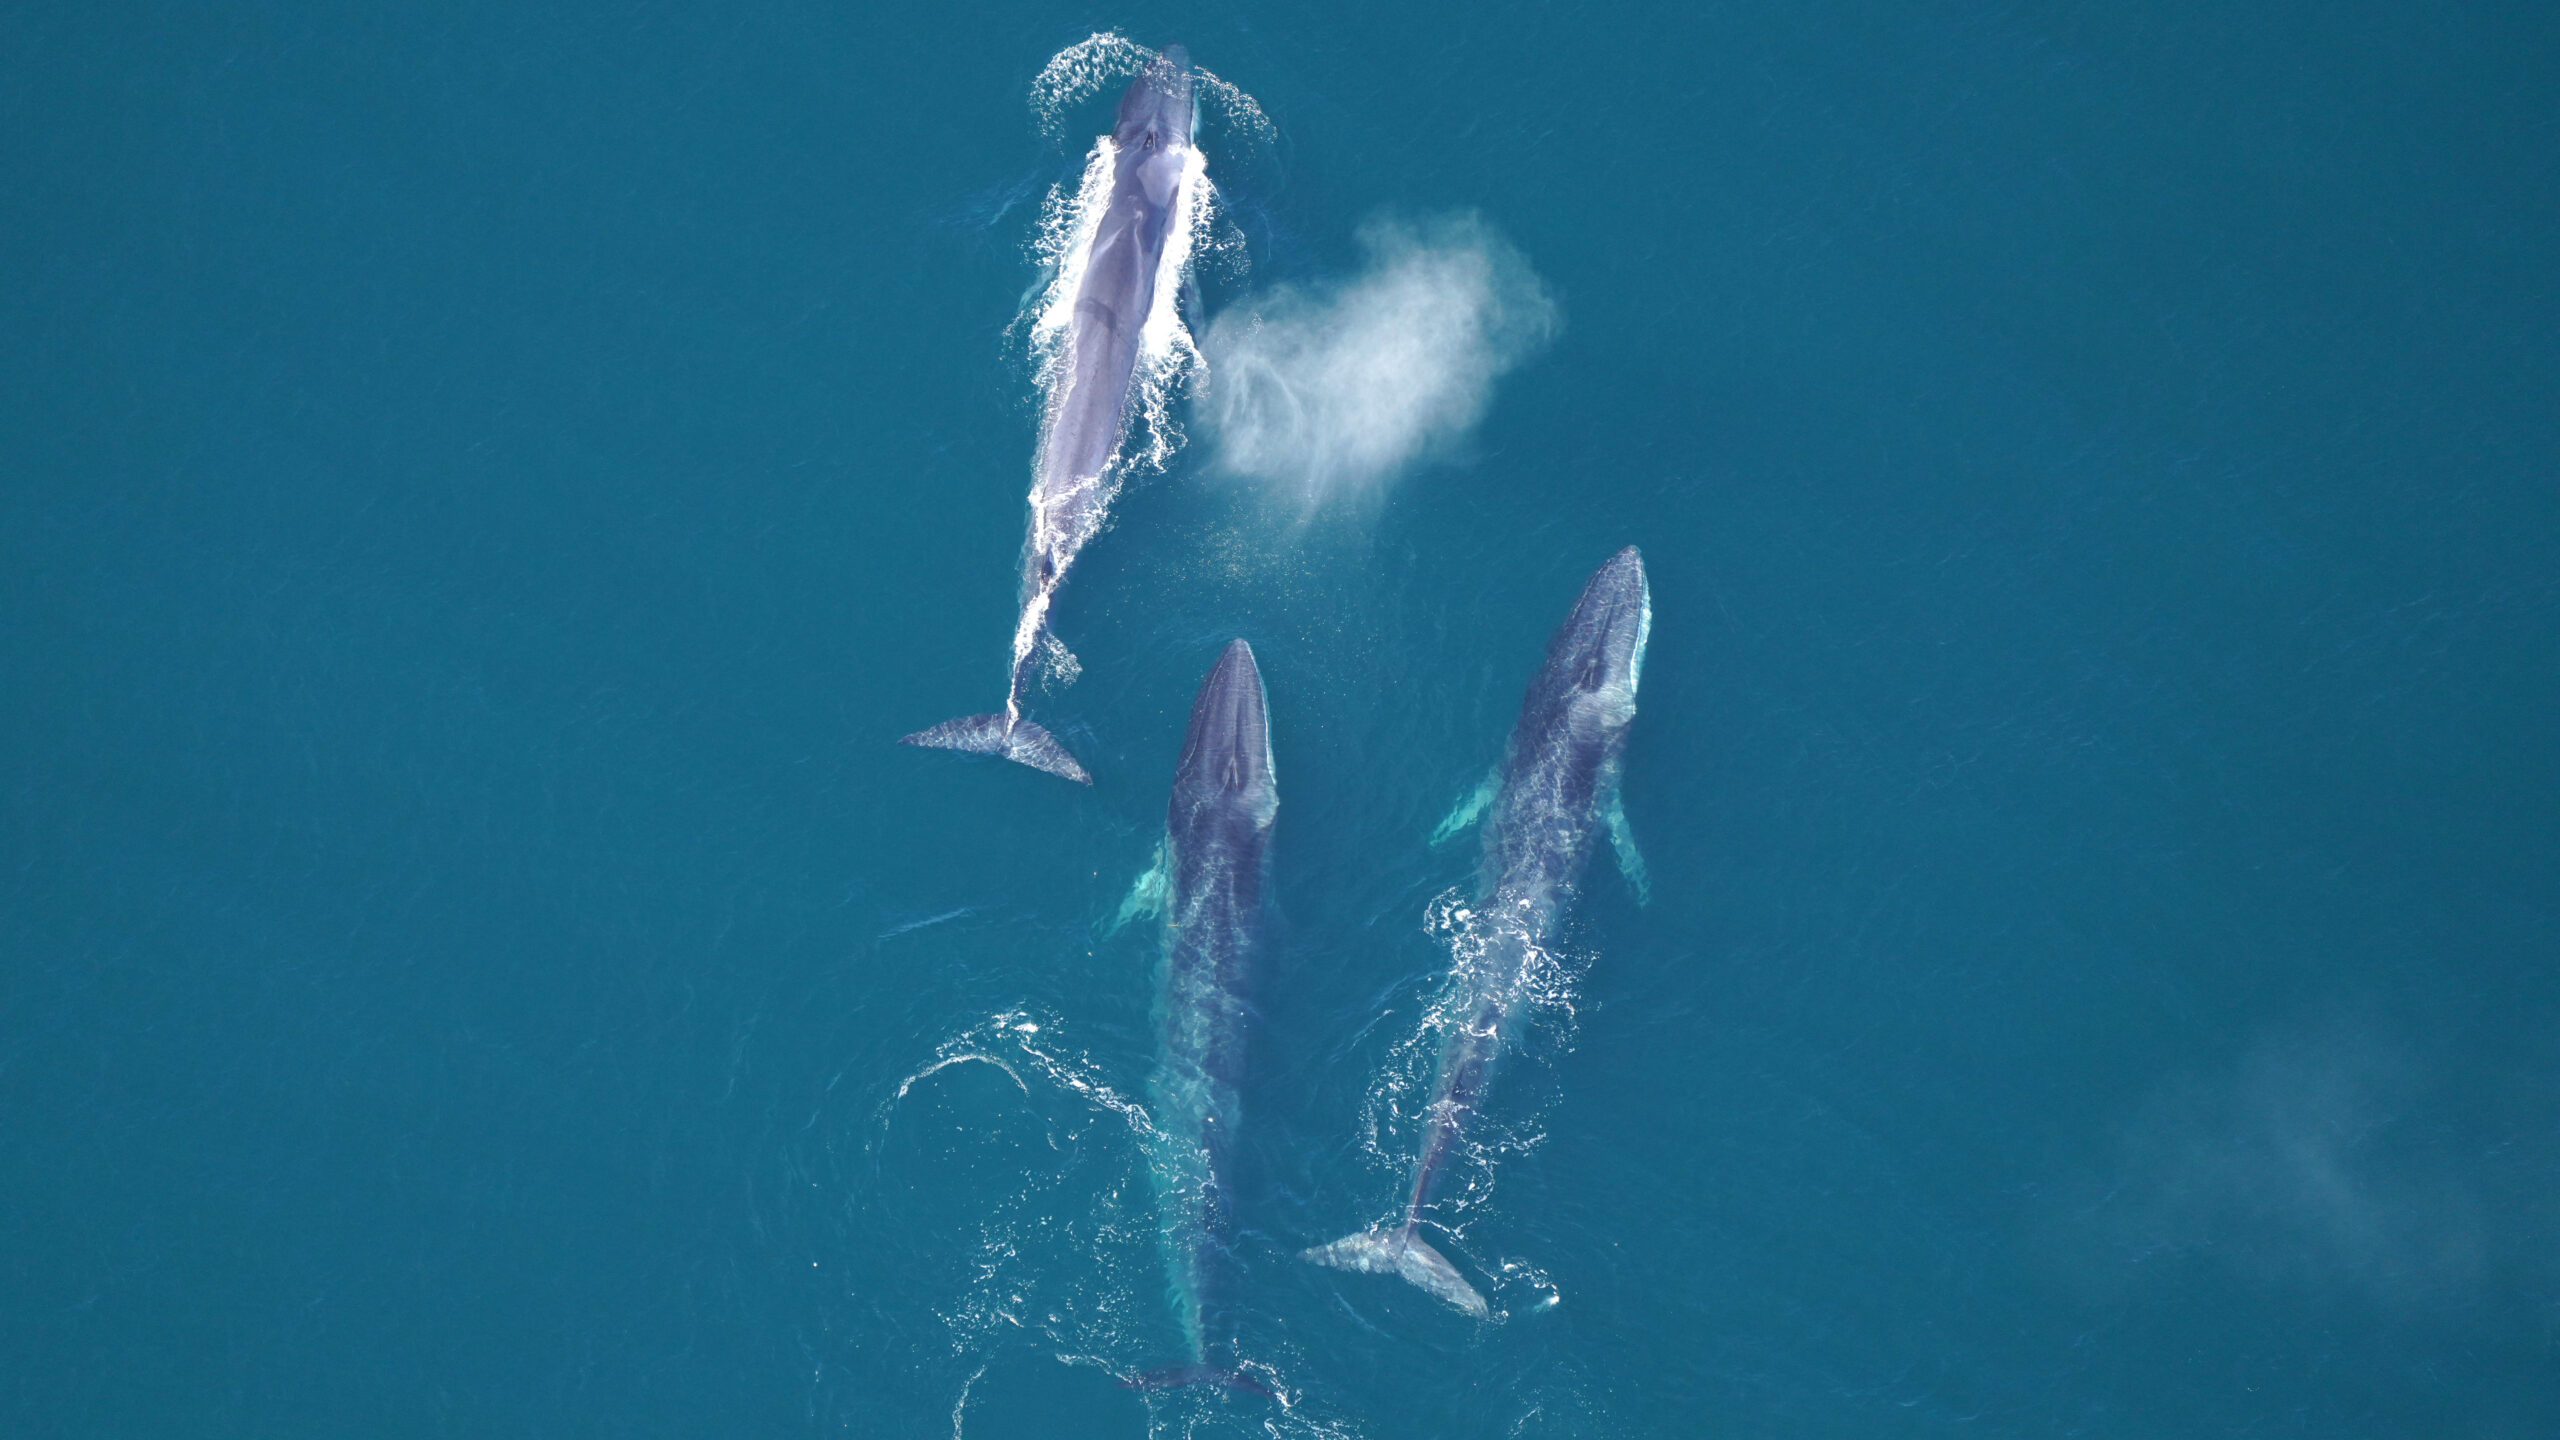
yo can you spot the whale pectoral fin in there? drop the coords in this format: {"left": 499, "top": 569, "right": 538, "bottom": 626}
{"left": 1302, "top": 1225, "right": 1491, "bottom": 1319}
{"left": 1108, "top": 843, "right": 1169, "bottom": 935}
{"left": 1429, "top": 770, "right": 1502, "bottom": 848}
{"left": 1606, "top": 793, "right": 1650, "bottom": 907}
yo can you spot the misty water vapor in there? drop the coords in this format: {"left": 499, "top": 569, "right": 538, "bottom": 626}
{"left": 1199, "top": 215, "right": 1556, "bottom": 509}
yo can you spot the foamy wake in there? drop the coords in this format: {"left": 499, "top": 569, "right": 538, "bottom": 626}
{"left": 1030, "top": 32, "right": 1275, "bottom": 148}
{"left": 1348, "top": 890, "right": 1590, "bottom": 1290}
{"left": 878, "top": 1011, "right": 1352, "bottom": 1436}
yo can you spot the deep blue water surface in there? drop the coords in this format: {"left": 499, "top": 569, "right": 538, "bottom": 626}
{"left": 6, "top": 4, "right": 2556, "bottom": 1436}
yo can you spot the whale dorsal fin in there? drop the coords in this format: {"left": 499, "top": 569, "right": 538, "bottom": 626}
{"left": 1429, "top": 769, "right": 1502, "bottom": 848}
{"left": 1606, "top": 792, "right": 1650, "bottom": 906}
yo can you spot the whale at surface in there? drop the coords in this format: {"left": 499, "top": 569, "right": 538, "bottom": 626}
{"left": 1304, "top": 547, "right": 1651, "bottom": 1317}
{"left": 902, "top": 44, "right": 1201, "bottom": 784}
{"left": 1131, "top": 639, "right": 1278, "bottom": 1393}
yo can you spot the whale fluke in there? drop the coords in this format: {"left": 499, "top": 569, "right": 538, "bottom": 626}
{"left": 898, "top": 714, "right": 1092, "bottom": 785}
{"left": 1301, "top": 1225, "right": 1490, "bottom": 1318}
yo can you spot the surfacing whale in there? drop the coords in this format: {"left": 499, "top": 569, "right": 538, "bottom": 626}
{"left": 901, "top": 44, "right": 1201, "bottom": 785}
{"left": 1119, "top": 639, "right": 1279, "bottom": 1393}
{"left": 1304, "top": 548, "right": 1651, "bottom": 1317}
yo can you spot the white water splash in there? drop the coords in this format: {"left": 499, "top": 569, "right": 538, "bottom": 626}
{"left": 1193, "top": 64, "right": 1277, "bottom": 149}
{"left": 1030, "top": 33, "right": 1275, "bottom": 150}
{"left": 1027, "top": 139, "right": 1119, "bottom": 351}
{"left": 874, "top": 1011, "right": 1354, "bottom": 1438}
{"left": 1029, "top": 33, "right": 1152, "bottom": 140}
{"left": 1352, "top": 890, "right": 1591, "bottom": 1266}
{"left": 881, "top": 1009, "right": 1156, "bottom": 1145}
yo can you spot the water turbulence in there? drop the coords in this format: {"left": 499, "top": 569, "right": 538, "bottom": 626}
{"left": 871, "top": 1015, "right": 1153, "bottom": 1362}
{"left": 1339, "top": 891, "right": 1594, "bottom": 1311}
{"left": 853, "top": 1011, "right": 1353, "bottom": 1438}
{"left": 1032, "top": 32, "right": 1276, "bottom": 150}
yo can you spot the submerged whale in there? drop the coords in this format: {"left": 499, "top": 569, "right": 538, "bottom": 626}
{"left": 1127, "top": 640, "right": 1278, "bottom": 1393}
{"left": 902, "top": 45, "right": 1201, "bottom": 784}
{"left": 1304, "top": 547, "right": 1651, "bottom": 1317}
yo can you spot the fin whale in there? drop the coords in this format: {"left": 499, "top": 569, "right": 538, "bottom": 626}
{"left": 902, "top": 45, "right": 1200, "bottom": 784}
{"left": 1141, "top": 639, "right": 1278, "bottom": 1382}
{"left": 1305, "top": 547, "right": 1651, "bottom": 1316}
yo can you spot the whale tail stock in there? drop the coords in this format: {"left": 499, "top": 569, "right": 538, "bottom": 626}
{"left": 1301, "top": 1223, "right": 1490, "bottom": 1318}
{"left": 899, "top": 714, "right": 1092, "bottom": 785}
{"left": 1120, "top": 1363, "right": 1277, "bottom": 1398}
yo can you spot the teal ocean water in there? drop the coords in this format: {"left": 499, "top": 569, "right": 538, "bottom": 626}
{"left": 6, "top": 5, "right": 2555, "bottom": 1436}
